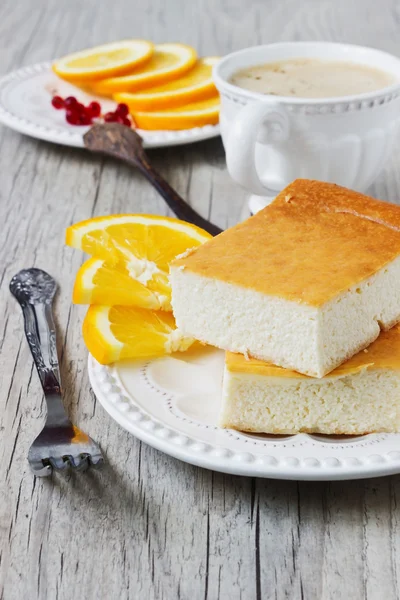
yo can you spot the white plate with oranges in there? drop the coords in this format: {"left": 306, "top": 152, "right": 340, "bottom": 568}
{"left": 0, "top": 40, "right": 220, "bottom": 148}
{"left": 65, "top": 213, "right": 400, "bottom": 481}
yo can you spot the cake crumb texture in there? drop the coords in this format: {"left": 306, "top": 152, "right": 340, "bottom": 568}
{"left": 221, "top": 368, "right": 400, "bottom": 434}
{"left": 225, "top": 324, "right": 400, "bottom": 378}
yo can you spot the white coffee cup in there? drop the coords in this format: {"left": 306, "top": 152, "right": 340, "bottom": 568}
{"left": 213, "top": 42, "right": 400, "bottom": 213}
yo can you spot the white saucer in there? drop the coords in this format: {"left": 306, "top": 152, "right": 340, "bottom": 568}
{"left": 88, "top": 345, "right": 400, "bottom": 480}
{"left": 0, "top": 62, "right": 220, "bottom": 149}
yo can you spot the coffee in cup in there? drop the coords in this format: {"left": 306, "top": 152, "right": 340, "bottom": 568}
{"left": 230, "top": 58, "right": 395, "bottom": 98}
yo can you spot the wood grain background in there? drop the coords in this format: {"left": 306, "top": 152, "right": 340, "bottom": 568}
{"left": 1, "top": 0, "right": 400, "bottom": 598}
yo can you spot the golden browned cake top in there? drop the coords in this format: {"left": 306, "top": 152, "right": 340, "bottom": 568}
{"left": 173, "top": 179, "right": 400, "bottom": 306}
{"left": 226, "top": 324, "right": 400, "bottom": 379}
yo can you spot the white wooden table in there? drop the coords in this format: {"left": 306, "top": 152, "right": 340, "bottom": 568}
{"left": 2, "top": 0, "right": 400, "bottom": 598}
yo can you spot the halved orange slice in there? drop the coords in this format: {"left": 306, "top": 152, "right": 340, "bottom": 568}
{"left": 66, "top": 214, "right": 212, "bottom": 309}
{"left": 131, "top": 96, "right": 220, "bottom": 130}
{"left": 52, "top": 40, "right": 154, "bottom": 82}
{"left": 73, "top": 257, "right": 171, "bottom": 310}
{"left": 66, "top": 214, "right": 211, "bottom": 265}
{"left": 83, "top": 305, "right": 194, "bottom": 364}
{"left": 91, "top": 43, "right": 197, "bottom": 96}
{"left": 114, "top": 57, "right": 220, "bottom": 111}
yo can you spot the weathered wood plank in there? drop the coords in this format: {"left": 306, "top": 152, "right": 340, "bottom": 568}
{"left": 2, "top": 0, "right": 400, "bottom": 599}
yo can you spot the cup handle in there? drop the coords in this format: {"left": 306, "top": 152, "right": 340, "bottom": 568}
{"left": 225, "top": 100, "right": 290, "bottom": 196}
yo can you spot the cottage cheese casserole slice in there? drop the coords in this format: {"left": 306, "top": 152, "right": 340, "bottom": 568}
{"left": 221, "top": 325, "right": 400, "bottom": 434}
{"left": 170, "top": 179, "right": 400, "bottom": 378}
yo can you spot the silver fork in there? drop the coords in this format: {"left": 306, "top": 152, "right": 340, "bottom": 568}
{"left": 10, "top": 268, "right": 104, "bottom": 477}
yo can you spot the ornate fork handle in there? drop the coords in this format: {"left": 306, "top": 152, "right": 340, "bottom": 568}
{"left": 10, "top": 269, "right": 69, "bottom": 426}
{"left": 20, "top": 300, "right": 69, "bottom": 426}
{"left": 22, "top": 301, "right": 61, "bottom": 394}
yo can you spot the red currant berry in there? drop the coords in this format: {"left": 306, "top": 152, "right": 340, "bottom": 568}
{"left": 78, "top": 114, "right": 93, "bottom": 126}
{"left": 122, "top": 117, "right": 131, "bottom": 127}
{"left": 66, "top": 110, "right": 79, "bottom": 125}
{"left": 75, "top": 102, "right": 86, "bottom": 114}
{"left": 104, "top": 112, "right": 117, "bottom": 122}
{"left": 51, "top": 95, "right": 64, "bottom": 109}
{"left": 64, "top": 96, "right": 78, "bottom": 109}
{"left": 87, "top": 101, "right": 101, "bottom": 117}
{"left": 115, "top": 103, "right": 129, "bottom": 117}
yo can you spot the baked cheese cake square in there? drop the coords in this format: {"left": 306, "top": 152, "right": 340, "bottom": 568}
{"left": 221, "top": 325, "right": 400, "bottom": 435}
{"left": 170, "top": 179, "right": 400, "bottom": 377}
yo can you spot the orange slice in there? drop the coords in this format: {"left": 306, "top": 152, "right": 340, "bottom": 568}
{"left": 66, "top": 214, "right": 212, "bottom": 266}
{"left": 131, "top": 96, "right": 220, "bottom": 130}
{"left": 73, "top": 257, "right": 171, "bottom": 310}
{"left": 83, "top": 305, "right": 194, "bottom": 364}
{"left": 113, "top": 57, "right": 220, "bottom": 111}
{"left": 52, "top": 40, "right": 154, "bottom": 82}
{"left": 91, "top": 43, "right": 197, "bottom": 96}
{"left": 66, "top": 214, "right": 212, "bottom": 309}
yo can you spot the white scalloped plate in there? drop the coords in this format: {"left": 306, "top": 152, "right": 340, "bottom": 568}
{"left": 88, "top": 345, "right": 400, "bottom": 480}
{"left": 0, "top": 62, "right": 220, "bottom": 148}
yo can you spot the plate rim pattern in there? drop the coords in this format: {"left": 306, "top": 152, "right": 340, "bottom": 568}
{"left": 88, "top": 355, "right": 400, "bottom": 481}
